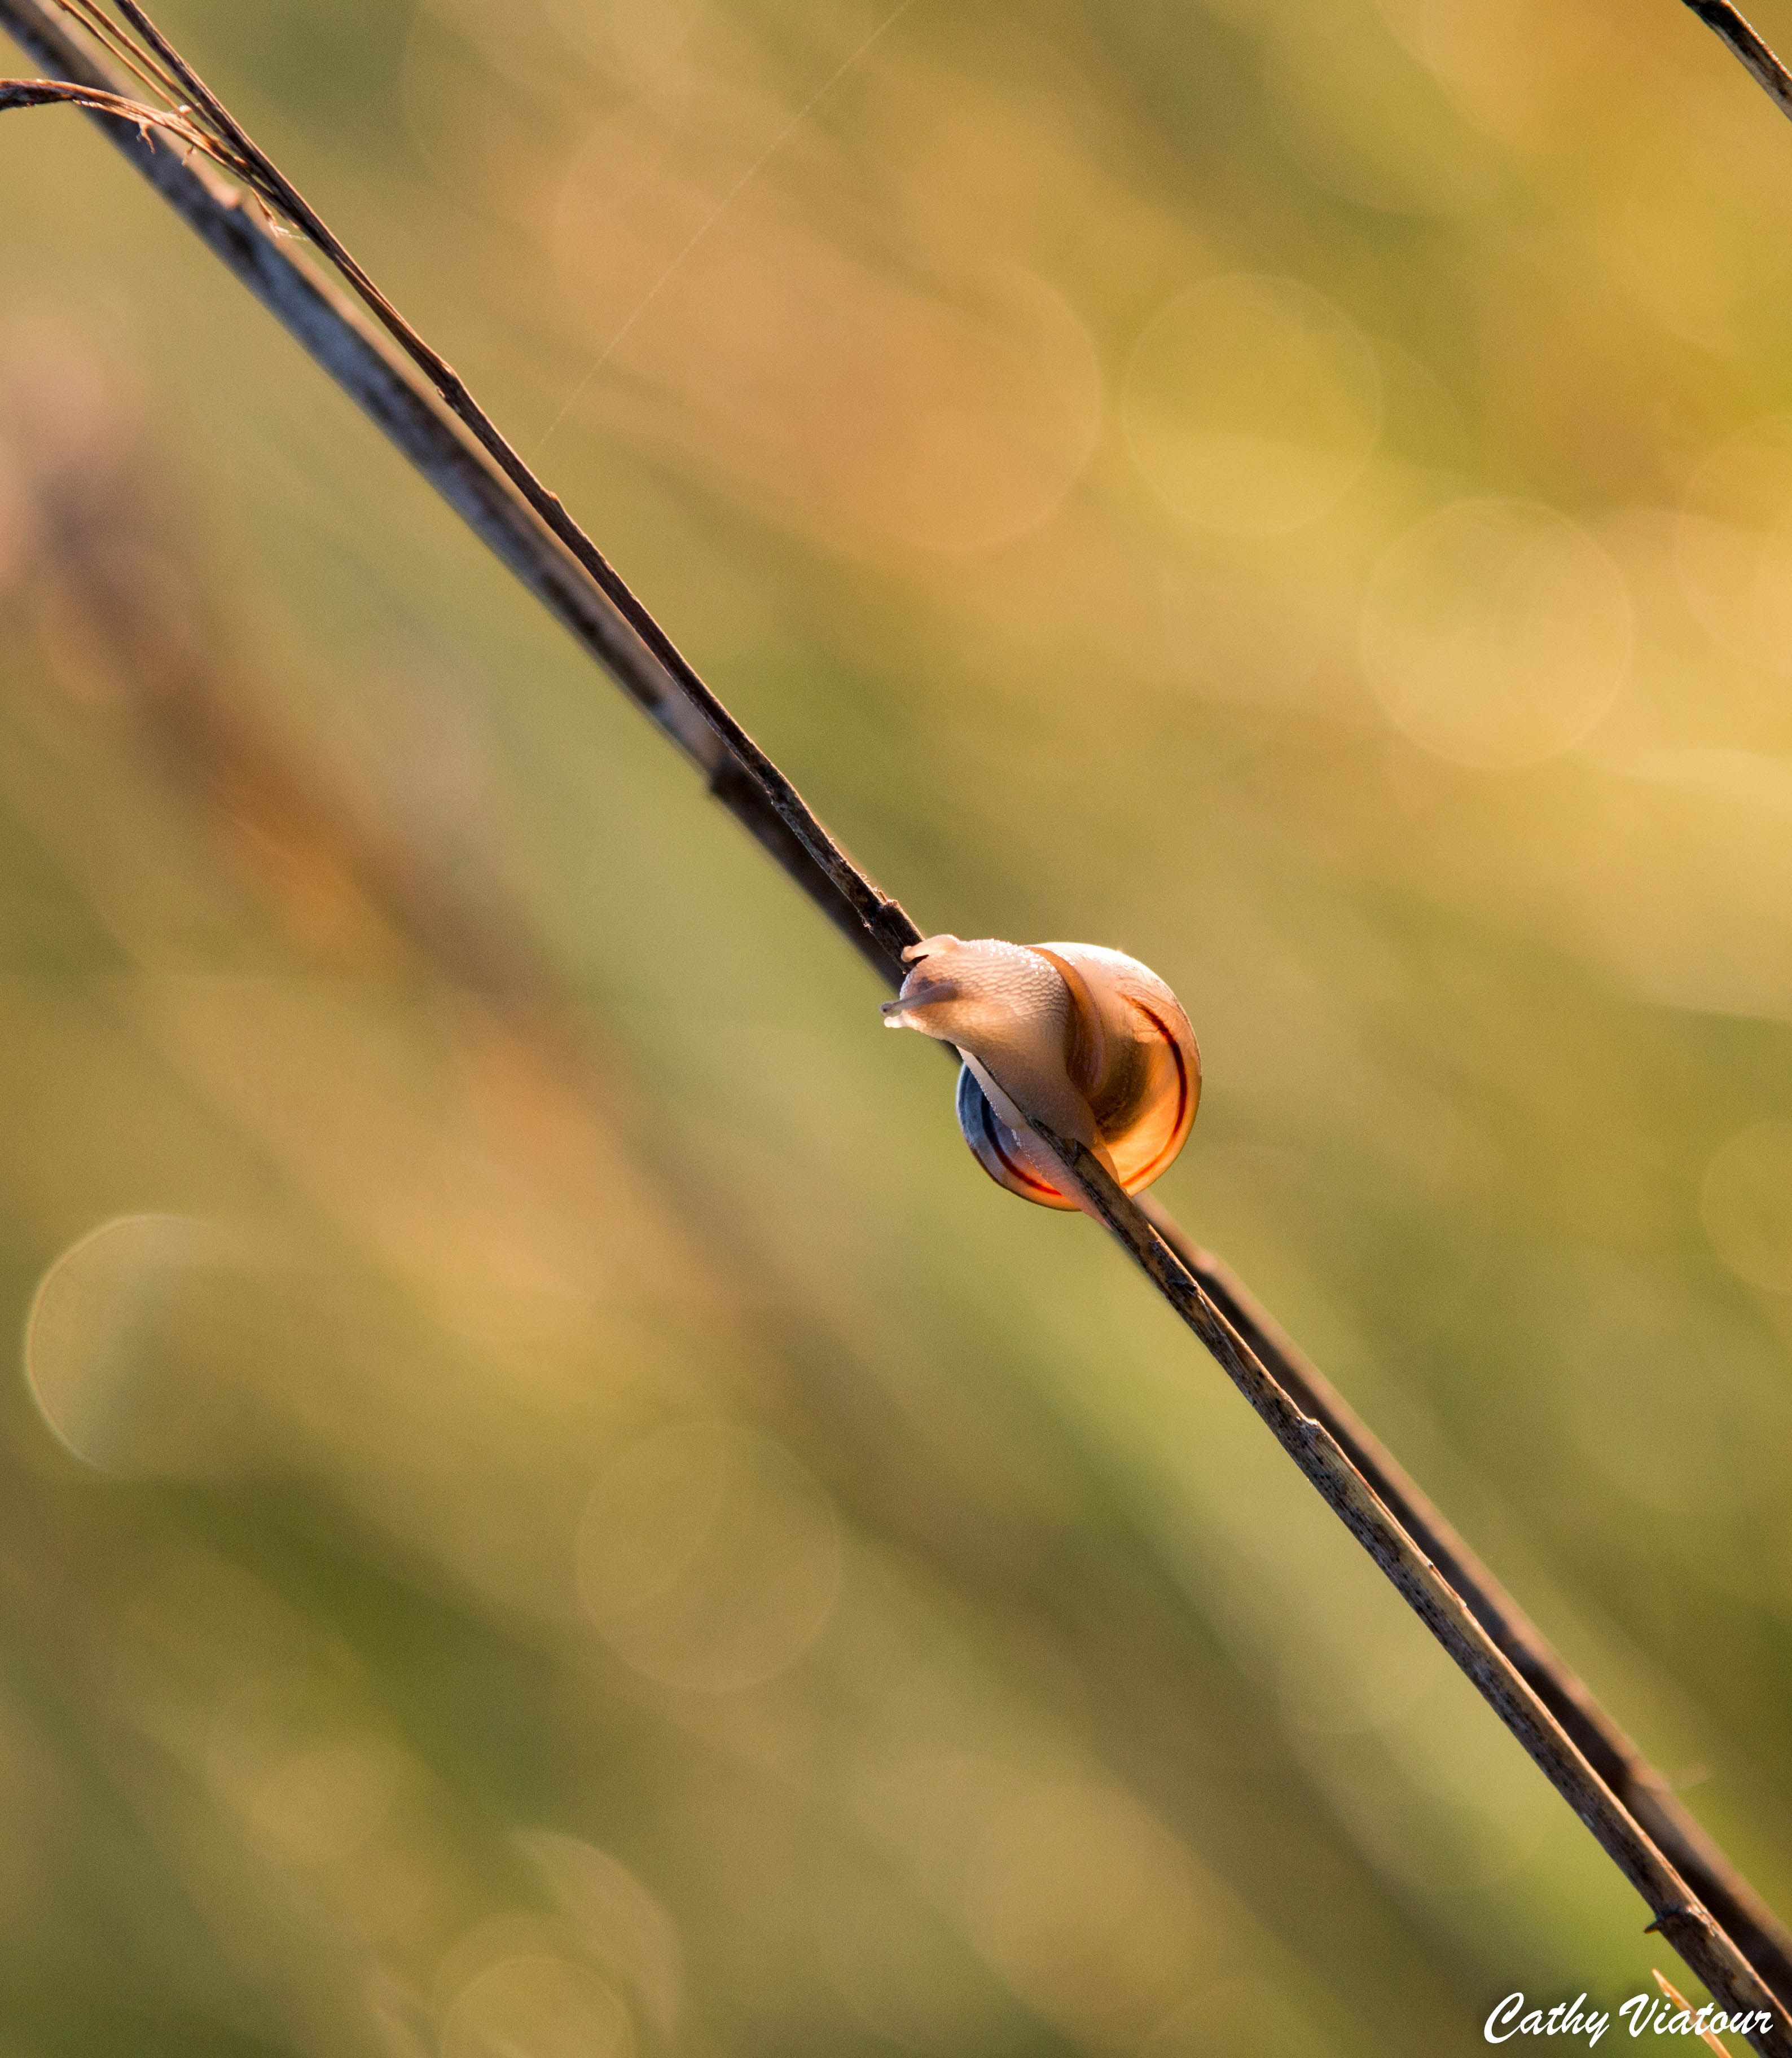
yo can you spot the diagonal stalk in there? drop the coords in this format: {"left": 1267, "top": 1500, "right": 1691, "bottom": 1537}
{"left": 2, "top": 0, "right": 1790, "bottom": 2041}
{"left": 1680, "top": 0, "right": 1792, "bottom": 117}
{"left": 1003, "top": 1110, "right": 1791, "bottom": 2050}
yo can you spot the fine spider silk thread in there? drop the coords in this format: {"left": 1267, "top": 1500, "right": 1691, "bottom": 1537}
{"left": 535, "top": 0, "right": 920, "bottom": 451}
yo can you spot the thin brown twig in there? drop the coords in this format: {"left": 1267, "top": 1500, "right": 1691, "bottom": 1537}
{"left": 0, "top": 74, "right": 230, "bottom": 160}
{"left": 94, "top": 0, "right": 923, "bottom": 984}
{"left": 1, "top": 0, "right": 920, "bottom": 990}
{"left": 55, "top": 0, "right": 184, "bottom": 109}
{"left": 1140, "top": 1200, "right": 1792, "bottom": 2009}
{"left": 1681, "top": 0, "right": 1792, "bottom": 117}
{"left": 1007, "top": 1112, "right": 1790, "bottom": 2052}
{"left": 2, "top": 0, "right": 1790, "bottom": 2043}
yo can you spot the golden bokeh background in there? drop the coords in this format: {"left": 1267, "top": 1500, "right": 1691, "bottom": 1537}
{"left": 2, "top": 0, "right": 1792, "bottom": 2051}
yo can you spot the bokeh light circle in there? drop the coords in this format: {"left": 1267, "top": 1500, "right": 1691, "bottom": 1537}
{"left": 838, "top": 265, "right": 1105, "bottom": 553}
{"left": 962, "top": 1780, "right": 1200, "bottom": 2048}
{"left": 577, "top": 1422, "right": 842, "bottom": 1692}
{"left": 1361, "top": 498, "right": 1631, "bottom": 767}
{"left": 1702, "top": 1122, "right": 1792, "bottom": 1292}
{"left": 1144, "top": 1980, "right": 1336, "bottom": 2058}
{"left": 1677, "top": 414, "right": 1792, "bottom": 675}
{"left": 441, "top": 1954, "right": 630, "bottom": 2058}
{"left": 1122, "top": 275, "right": 1381, "bottom": 534}
{"left": 24, "top": 1214, "right": 214, "bottom": 1473}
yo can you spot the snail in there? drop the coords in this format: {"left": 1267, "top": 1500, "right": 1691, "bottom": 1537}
{"left": 882, "top": 935, "right": 1200, "bottom": 1210}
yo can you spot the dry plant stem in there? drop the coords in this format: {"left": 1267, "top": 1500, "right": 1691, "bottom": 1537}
{"left": 59, "top": 0, "right": 185, "bottom": 105}
{"left": 94, "top": 0, "right": 921, "bottom": 985}
{"left": 1141, "top": 1197, "right": 1792, "bottom": 2012}
{"left": 1017, "top": 1119, "right": 1792, "bottom": 2055}
{"left": 0, "top": 0, "right": 921, "bottom": 990}
{"left": 1681, "top": 0, "right": 1792, "bottom": 116}
{"left": 0, "top": 75, "right": 206, "bottom": 142}
{"left": 2, "top": 0, "right": 1789, "bottom": 2036}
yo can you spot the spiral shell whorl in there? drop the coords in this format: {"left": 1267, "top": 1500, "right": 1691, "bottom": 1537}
{"left": 884, "top": 935, "right": 1200, "bottom": 1210}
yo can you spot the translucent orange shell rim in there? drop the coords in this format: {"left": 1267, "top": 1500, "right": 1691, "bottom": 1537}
{"left": 954, "top": 997, "right": 1198, "bottom": 1212}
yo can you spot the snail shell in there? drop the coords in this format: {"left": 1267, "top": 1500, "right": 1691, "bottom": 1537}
{"left": 882, "top": 935, "right": 1200, "bottom": 1210}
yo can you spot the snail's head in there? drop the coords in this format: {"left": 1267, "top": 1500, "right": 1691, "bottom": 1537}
{"left": 880, "top": 935, "right": 1067, "bottom": 1065}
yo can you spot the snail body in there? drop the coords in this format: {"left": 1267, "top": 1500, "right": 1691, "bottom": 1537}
{"left": 882, "top": 935, "right": 1200, "bottom": 1210}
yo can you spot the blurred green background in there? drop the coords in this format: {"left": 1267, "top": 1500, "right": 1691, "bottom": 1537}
{"left": 2, "top": 0, "right": 1792, "bottom": 2051}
